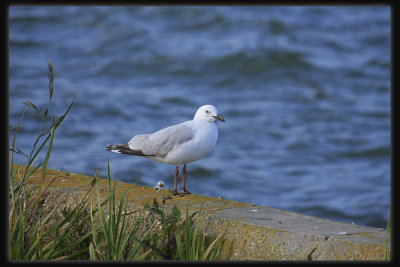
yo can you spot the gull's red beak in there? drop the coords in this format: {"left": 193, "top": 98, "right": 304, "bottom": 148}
{"left": 213, "top": 114, "right": 225, "bottom": 122}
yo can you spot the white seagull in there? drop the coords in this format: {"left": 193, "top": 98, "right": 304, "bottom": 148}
{"left": 106, "top": 104, "right": 225, "bottom": 196}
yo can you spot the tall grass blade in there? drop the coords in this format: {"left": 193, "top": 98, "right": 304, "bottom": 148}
{"left": 10, "top": 107, "right": 27, "bottom": 173}
{"left": 384, "top": 210, "right": 391, "bottom": 260}
{"left": 41, "top": 115, "right": 57, "bottom": 182}
{"left": 89, "top": 243, "right": 97, "bottom": 260}
{"left": 175, "top": 229, "right": 183, "bottom": 259}
{"left": 192, "top": 214, "right": 200, "bottom": 260}
{"left": 185, "top": 208, "right": 190, "bottom": 260}
{"left": 201, "top": 234, "right": 224, "bottom": 260}
{"left": 96, "top": 180, "right": 112, "bottom": 258}
{"left": 9, "top": 107, "right": 28, "bottom": 207}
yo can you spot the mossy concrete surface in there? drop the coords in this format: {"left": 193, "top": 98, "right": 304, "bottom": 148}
{"left": 10, "top": 165, "right": 388, "bottom": 260}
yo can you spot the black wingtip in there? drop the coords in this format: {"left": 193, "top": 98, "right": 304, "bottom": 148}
{"left": 106, "top": 144, "right": 147, "bottom": 156}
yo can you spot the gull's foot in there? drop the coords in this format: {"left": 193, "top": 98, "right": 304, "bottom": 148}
{"left": 176, "top": 189, "right": 191, "bottom": 197}
{"left": 171, "top": 189, "right": 191, "bottom": 197}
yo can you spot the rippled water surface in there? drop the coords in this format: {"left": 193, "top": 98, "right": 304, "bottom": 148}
{"left": 9, "top": 6, "right": 390, "bottom": 228}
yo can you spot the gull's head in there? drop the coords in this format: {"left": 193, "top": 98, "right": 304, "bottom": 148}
{"left": 194, "top": 105, "right": 225, "bottom": 123}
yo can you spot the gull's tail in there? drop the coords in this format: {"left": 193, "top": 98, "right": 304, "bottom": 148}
{"left": 106, "top": 144, "right": 147, "bottom": 156}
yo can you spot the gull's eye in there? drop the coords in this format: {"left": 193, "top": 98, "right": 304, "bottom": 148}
{"left": 205, "top": 110, "right": 210, "bottom": 114}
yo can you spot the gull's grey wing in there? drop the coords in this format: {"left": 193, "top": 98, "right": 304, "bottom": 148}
{"left": 128, "top": 121, "right": 194, "bottom": 157}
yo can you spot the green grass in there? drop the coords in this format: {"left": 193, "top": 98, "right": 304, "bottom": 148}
{"left": 174, "top": 208, "right": 225, "bottom": 260}
{"left": 89, "top": 161, "right": 154, "bottom": 260}
{"left": 384, "top": 210, "right": 391, "bottom": 260}
{"left": 9, "top": 62, "right": 85, "bottom": 260}
{"left": 9, "top": 62, "right": 225, "bottom": 261}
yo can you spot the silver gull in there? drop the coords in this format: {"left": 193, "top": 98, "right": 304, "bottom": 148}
{"left": 106, "top": 104, "right": 225, "bottom": 195}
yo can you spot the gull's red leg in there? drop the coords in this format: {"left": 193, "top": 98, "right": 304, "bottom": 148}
{"left": 180, "top": 164, "right": 191, "bottom": 195}
{"left": 173, "top": 165, "right": 179, "bottom": 192}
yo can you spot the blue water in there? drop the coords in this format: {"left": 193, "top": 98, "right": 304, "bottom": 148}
{"left": 9, "top": 6, "right": 390, "bottom": 228}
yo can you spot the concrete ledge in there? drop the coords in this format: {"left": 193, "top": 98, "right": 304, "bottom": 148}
{"left": 10, "top": 165, "right": 389, "bottom": 260}
{"left": 197, "top": 207, "right": 387, "bottom": 260}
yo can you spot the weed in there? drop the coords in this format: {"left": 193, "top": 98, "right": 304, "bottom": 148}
{"left": 141, "top": 196, "right": 225, "bottom": 260}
